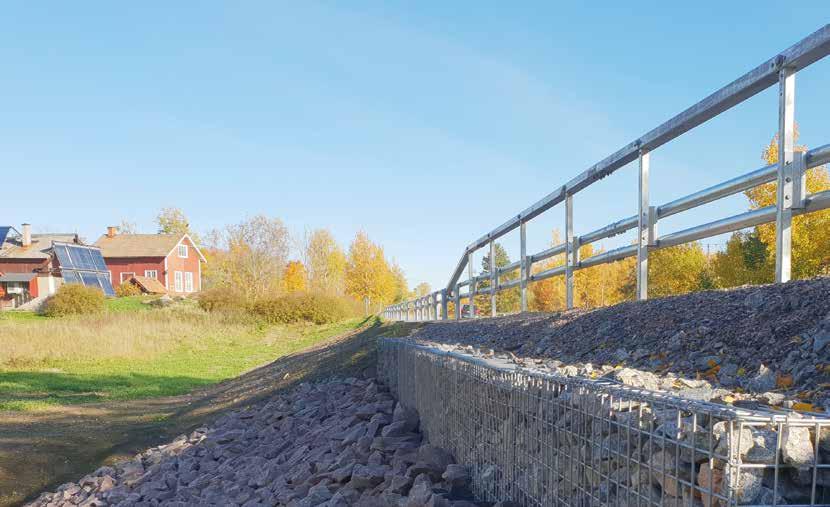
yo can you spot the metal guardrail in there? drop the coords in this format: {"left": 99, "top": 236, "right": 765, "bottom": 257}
{"left": 383, "top": 26, "right": 830, "bottom": 322}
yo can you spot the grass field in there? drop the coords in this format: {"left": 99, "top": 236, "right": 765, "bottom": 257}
{"left": 0, "top": 300, "right": 369, "bottom": 411}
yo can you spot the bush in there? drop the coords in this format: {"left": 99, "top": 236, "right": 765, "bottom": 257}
{"left": 252, "top": 292, "right": 359, "bottom": 324}
{"left": 115, "top": 282, "right": 142, "bottom": 297}
{"left": 197, "top": 287, "right": 248, "bottom": 313}
{"left": 42, "top": 284, "right": 106, "bottom": 317}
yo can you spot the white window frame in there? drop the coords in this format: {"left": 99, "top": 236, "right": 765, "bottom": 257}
{"left": 184, "top": 272, "right": 193, "bottom": 293}
{"left": 144, "top": 270, "right": 158, "bottom": 279}
{"left": 120, "top": 272, "right": 135, "bottom": 283}
{"left": 174, "top": 271, "right": 183, "bottom": 292}
{"left": 178, "top": 244, "right": 188, "bottom": 258}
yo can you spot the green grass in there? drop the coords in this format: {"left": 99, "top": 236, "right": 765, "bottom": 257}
{"left": 0, "top": 311, "right": 46, "bottom": 322}
{"left": 0, "top": 311, "right": 371, "bottom": 412}
{"left": 104, "top": 296, "right": 155, "bottom": 312}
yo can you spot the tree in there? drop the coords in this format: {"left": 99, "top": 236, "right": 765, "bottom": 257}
{"left": 476, "top": 243, "right": 519, "bottom": 315}
{"left": 711, "top": 231, "right": 772, "bottom": 288}
{"left": 118, "top": 220, "right": 137, "bottom": 234}
{"left": 156, "top": 207, "right": 191, "bottom": 235}
{"left": 283, "top": 261, "right": 307, "bottom": 293}
{"left": 413, "top": 282, "right": 432, "bottom": 298}
{"left": 644, "top": 243, "right": 709, "bottom": 298}
{"left": 303, "top": 229, "right": 347, "bottom": 294}
{"left": 345, "top": 231, "right": 396, "bottom": 314}
{"left": 743, "top": 129, "right": 830, "bottom": 279}
{"left": 203, "top": 215, "right": 290, "bottom": 302}
{"left": 390, "top": 262, "right": 409, "bottom": 303}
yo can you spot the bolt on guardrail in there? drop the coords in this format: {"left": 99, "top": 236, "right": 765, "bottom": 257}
{"left": 378, "top": 338, "right": 830, "bottom": 506}
{"left": 382, "top": 25, "right": 830, "bottom": 322}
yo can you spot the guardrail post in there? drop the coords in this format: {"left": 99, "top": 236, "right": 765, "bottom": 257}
{"left": 519, "top": 221, "right": 528, "bottom": 312}
{"left": 453, "top": 284, "right": 461, "bottom": 320}
{"left": 489, "top": 240, "right": 497, "bottom": 317}
{"left": 565, "top": 193, "right": 575, "bottom": 309}
{"left": 776, "top": 66, "right": 796, "bottom": 284}
{"left": 637, "top": 149, "right": 650, "bottom": 300}
{"left": 467, "top": 251, "right": 476, "bottom": 318}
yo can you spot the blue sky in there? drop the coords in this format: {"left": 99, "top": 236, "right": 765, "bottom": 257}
{"left": 2, "top": 2, "right": 829, "bottom": 289}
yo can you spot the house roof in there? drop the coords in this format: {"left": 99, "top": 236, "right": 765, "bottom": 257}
{"left": 0, "top": 273, "right": 37, "bottom": 282}
{"left": 0, "top": 230, "right": 80, "bottom": 260}
{"left": 130, "top": 275, "right": 167, "bottom": 294}
{"left": 94, "top": 233, "right": 206, "bottom": 261}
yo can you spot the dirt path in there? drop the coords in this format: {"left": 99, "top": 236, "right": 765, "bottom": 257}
{"left": 0, "top": 319, "right": 410, "bottom": 506}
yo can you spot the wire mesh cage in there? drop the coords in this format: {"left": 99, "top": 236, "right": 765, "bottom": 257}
{"left": 378, "top": 339, "right": 830, "bottom": 507}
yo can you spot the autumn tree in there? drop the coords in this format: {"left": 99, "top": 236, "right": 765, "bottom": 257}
{"left": 118, "top": 220, "right": 137, "bottom": 234}
{"left": 475, "top": 242, "right": 519, "bottom": 315}
{"left": 743, "top": 129, "right": 830, "bottom": 278}
{"left": 413, "top": 282, "right": 432, "bottom": 298}
{"left": 711, "top": 231, "right": 772, "bottom": 287}
{"left": 345, "top": 231, "right": 396, "bottom": 314}
{"left": 203, "top": 215, "right": 290, "bottom": 301}
{"left": 156, "top": 207, "right": 192, "bottom": 235}
{"left": 303, "top": 229, "right": 347, "bottom": 294}
{"left": 390, "top": 262, "right": 409, "bottom": 303}
{"left": 283, "top": 261, "right": 308, "bottom": 293}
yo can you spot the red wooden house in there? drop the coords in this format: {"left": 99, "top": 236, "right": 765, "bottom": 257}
{"left": 94, "top": 227, "right": 205, "bottom": 295}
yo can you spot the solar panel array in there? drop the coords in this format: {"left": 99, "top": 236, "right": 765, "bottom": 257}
{"left": 53, "top": 242, "right": 115, "bottom": 296}
{"left": 0, "top": 226, "right": 12, "bottom": 246}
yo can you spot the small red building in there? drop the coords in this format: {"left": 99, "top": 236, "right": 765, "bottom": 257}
{"left": 0, "top": 224, "right": 80, "bottom": 308}
{"left": 94, "top": 227, "right": 206, "bottom": 296}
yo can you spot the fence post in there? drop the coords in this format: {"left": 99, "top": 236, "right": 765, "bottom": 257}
{"left": 467, "top": 251, "right": 476, "bottom": 318}
{"left": 453, "top": 284, "right": 461, "bottom": 320}
{"left": 489, "top": 240, "right": 497, "bottom": 317}
{"left": 776, "top": 66, "right": 796, "bottom": 284}
{"left": 520, "top": 220, "right": 528, "bottom": 312}
{"left": 637, "top": 149, "right": 650, "bottom": 300}
{"left": 565, "top": 193, "right": 575, "bottom": 309}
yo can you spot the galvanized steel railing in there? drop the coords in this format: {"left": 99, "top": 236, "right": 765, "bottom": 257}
{"left": 383, "top": 25, "right": 830, "bottom": 322}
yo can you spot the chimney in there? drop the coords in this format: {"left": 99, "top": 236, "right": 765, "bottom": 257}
{"left": 22, "top": 223, "right": 31, "bottom": 247}
{"left": 107, "top": 226, "right": 118, "bottom": 238}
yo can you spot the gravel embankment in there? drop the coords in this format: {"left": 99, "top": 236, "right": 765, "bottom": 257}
{"left": 410, "top": 277, "right": 830, "bottom": 411}
{"left": 27, "top": 378, "right": 487, "bottom": 507}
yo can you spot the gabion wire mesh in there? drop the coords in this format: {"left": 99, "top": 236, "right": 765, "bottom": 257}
{"left": 378, "top": 338, "right": 830, "bottom": 507}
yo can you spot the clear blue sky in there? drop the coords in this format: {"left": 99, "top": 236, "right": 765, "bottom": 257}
{"left": 2, "top": 2, "right": 829, "bottom": 290}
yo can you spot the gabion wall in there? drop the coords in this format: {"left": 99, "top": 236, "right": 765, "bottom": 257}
{"left": 378, "top": 339, "right": 830, "bottom": 506}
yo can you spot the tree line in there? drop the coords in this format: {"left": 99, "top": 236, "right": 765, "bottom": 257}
{"left": 135, "top": 209, "right": 410, "bottom": 313}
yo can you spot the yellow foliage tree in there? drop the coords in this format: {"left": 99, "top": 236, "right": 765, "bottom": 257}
{"left": 711, "top": 231, "right": 772, "bottom": 288}
{"left": 620, "top": 243, "right": 710, "bottom": 298}
{"left": 304, "top": 229, "right": 347, "bottom": 295}
{"left": 529, "top": 231, "right": 631, "bottom": 311}
{"left": 345, "top": 231, "right": 396, "bottom": 313}
{"left": 743, "top": 130, "right": 830, "bottom": 278}
{"left": 283, "top": 261, "right": 307, "bottom": 293}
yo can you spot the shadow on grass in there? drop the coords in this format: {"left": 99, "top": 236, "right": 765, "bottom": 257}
{"left": 0, "top": 371, "right": 216, "bottom": 410}
{"left": 0, "top": 317, "right": 390, "bottom": 507}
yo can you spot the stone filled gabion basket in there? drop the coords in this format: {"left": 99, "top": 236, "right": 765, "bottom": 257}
{"left": 378, "top": 338, "right": 830, "bottom": 506}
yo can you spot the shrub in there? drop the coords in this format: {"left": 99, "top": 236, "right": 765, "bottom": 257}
{"left": 197, "top": 287, "right": 248, "bottom": 313}
{"left": 115, "top": 282, "right": 142, "bottom": 297}
{"left": 42, "top": 284, "right": 106, "bottom": 317}
{"left": 252, "top": 292, "right": 359, "bottom": 324}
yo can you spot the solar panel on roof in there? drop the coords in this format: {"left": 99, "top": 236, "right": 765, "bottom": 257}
{"left": 0, "top": 226, "right": 11, "bottom": 246}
